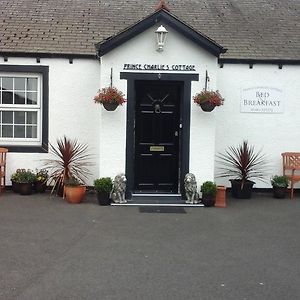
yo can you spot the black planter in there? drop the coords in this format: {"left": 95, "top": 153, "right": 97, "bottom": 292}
{"left": 103, "top": 102, "right": 119, "bottom": 111}
{"left": 34, "top": 181, "right": 47, "bottom": 193}
{"left": 200, "top": 102, "right": 215, "bottom": 112}
{"left": 19, "top": 183, "right": 33, "bottom": 195}
{"left": 11, "top": 180, "right": 20, "bottom": 193}
{"left": 97, "top": 191, "right": 111, "bottom": 205}
{"left": 273, "top": 187, "right": 287, "bottom": 199}
{"left": 201, "top": 194, "right": 216, "bottom": 207}
{"left": 230, "top": 180, "right": 255, "bottom": 199}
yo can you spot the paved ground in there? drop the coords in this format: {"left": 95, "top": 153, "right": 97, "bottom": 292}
{"left": 0, "top": 191, "right": 299, "bottom": 300}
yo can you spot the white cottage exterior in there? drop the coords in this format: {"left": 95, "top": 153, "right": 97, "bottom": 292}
{"left": 0, "top": 0, "right": 299, "bottom": 200}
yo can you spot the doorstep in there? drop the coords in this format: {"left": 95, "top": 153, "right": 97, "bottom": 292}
{"left": 111, "top": 193, "right": 204, "bottom": 207}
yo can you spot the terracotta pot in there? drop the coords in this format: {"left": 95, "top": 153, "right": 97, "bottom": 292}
{"left": 103, "top": 102, "right": 119, "bottom": 111}
{"left": 64, "top": 185, "right": 86, "bottom": 204}
{"left": 97, "top": 191, "right": 111, "bottom": 205}
{"left": 215, "top": 185, "right": 227, "bottom": 207}
{"left": 19, "top": 183, "right": 33, "bottom": 195}
{"left": 200, "top": 102, "right": 215, "bottom": 112}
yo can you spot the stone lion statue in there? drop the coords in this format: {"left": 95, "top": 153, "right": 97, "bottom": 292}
{"left": 184, "top": 173, "right": 199, "bottom": 204}
{"left": 110, "top": 173, "right": 127, "bottom": 204}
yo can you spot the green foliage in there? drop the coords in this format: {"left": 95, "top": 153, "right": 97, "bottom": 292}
{"left": 94, "top": 177, "right": 113, "bottom": 193}
{"left": 64, "top": 176, "right": 83, "bottom": 187}
{"left": 11, "top": 169, "right": 36, "bottom": 183}
{"left": 216, "top": 140, "right": 268, "bottom": 185}
{"left": 271, "top": 175, "right": 289, "bottom": 188}
{"left": 43, "top": 136, "right": 92, "bottom": 194}
{"left": 201, "top": 181, "right": 217, "bottom": 196}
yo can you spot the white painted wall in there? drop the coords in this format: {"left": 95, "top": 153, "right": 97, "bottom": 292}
{"left": 99, "top": 23, "right": 219, "bottom": 185}
{"left": 2, "top": 30, "right": 299, "bottom": 192}
{"left": 216, "top": 64, "right": 300, "bottom": 188}
{"left": 0, "top": 57, "right": 100, "bottom": 185}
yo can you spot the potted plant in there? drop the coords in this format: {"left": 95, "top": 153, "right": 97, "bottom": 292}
{"left": 94, "top": 177, "right": 113, "bottom": 205}
{"left": 217, "top": 140, "right": 268, "bottom": 199}
{"left": 34, "top": 169, "right": 48, "bottom": 193}
{"left": 64, "top": 176, "right": 86, "bottom": 204}
{"left": 193, "top": 90, "right": 224, "bottom": 112}
{"left": 11, "top": 169, "right": 22, "bottom": 193}
{"left": 43, "top": 136, "right": 92, "bottom": 198}
{"left": 201, "top": 181, "right": 217, "bottom": 207}
{"left": 271, "top": 175, "right": 289, "bottom": 198}
{"left": 13, "top": 169, "right": 36, "bottom": 195}
{"left": 94, "top": 86, "right": 126, "bottom": 111}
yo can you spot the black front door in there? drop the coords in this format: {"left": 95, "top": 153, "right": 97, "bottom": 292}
{"left": 134, "top": 81, "right": 181, "bottom": 193}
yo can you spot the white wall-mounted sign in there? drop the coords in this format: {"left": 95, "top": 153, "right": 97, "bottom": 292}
{"left": 241, "top": 87, "right": 284, "bottom": 113}
{"left": 123, "top": 63, "right": 196, "bottom": 72}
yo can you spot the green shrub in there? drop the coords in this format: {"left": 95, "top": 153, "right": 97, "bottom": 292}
{"left": 11, "top": 169, "right": 36, "bottom": 183}
{"left": 94, "top": 177, "right": 113, "bottom": 193}
{"left": 201, "top": 181, "right": 217, "bottom": 196}
{"left": 271, "top": 175, "right": 289, "bottom": 188}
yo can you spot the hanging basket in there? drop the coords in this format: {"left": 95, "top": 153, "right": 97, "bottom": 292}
{"left": 200, "top": 102, "right": 215, "bottom": 112}
{"left": 103, "top": 102, "right": 119, "bottom": 111}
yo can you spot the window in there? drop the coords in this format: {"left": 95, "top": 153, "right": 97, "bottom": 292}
{"left": 0, "top": 65, "right": 48, "bottom": 152}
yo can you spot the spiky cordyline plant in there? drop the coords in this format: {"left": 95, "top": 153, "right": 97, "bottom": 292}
{"left": 216, "top": 140, "right": 268, "bottom": 188}
{"left": 44, "top": 136, "right": 92, "bottom": 194}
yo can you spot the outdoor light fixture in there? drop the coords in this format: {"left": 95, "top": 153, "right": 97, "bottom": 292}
{"left": 155, "top": 25, "right": 168, "bottom": 52}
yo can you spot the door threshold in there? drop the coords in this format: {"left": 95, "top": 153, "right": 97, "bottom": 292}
{"left": 131, "top": 193, "right": 182, "bottom": 203}
{"left": 111, "top": 202, "right": 204, "bottom": 207}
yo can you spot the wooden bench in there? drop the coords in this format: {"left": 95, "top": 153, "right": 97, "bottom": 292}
{"left": 0, "top": 148, "right": 8, "bottom": 194}
{"left": 282, "top": 152, "right": 300, "bottom": 199}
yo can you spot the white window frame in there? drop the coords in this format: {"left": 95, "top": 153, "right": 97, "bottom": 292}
{"left": 0, "top": 72, "right": 43, "bottom": 146}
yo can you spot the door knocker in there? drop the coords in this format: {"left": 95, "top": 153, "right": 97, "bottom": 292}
{"left": 147, "top": 93, "right": 169, "bottom": 114}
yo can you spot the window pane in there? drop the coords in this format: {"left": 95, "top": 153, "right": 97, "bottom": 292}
{"left": 26, "top": 112, "right": 37, "bottom": 124}
{"left": 15, "top": 78, "right": 26, "bottom": 90}
{"left": 15, "top": 125, "right": 25, "bottom": 138}
{"left": 2, "top": 91, "right": 13, "bottom": 104}
{"left": 26, "top": 125, "right": 37, "bottom": 138}
{"left": 2, "top": 77, "right": 13, "bottom": 90}
{"left": 27, "top": 78, "right": 38, "bottom": 91}
{"left": 15, "top": 111, "right": 25, "bottom": 124}
{"left": 27, "top": 92, "right": 37, "bottom": 105}
{"left": 15, "top": 91, "right": 26, "bottom": 104}
{"left": 2, "top": 125, "right": 13, "bottom": 137}
{"left": 2, "top": 111, "right": 13, "bottom": 123}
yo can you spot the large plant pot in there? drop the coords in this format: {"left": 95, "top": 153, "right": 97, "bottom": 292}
{"left": 230, "top": 180, "right": 255, "bottom": 199}
{"left": 201, "top": 194, "right": 216, "bottom": 207}
{"left": 200, "top": 102, "right": 215, "bottom": 112}
{"left": 11, "top": 180, "right": 20, "bottom": 193}
{"left": 64, "top": 185, "right": 86, "bottom": 204}
{"left": 97, "top": 191, "right": 111, "bottom": 206}
{"left": 273, "top": 187, "right": 287, "bottom": 199}
{"left": 19, "top": 183, "right": 33, "bottom": 195}
{"left": 103, "top": 102, "right": 119, "bottom": 111}
{"left": 34, "top": 181, "right": 47, "bottom": 193}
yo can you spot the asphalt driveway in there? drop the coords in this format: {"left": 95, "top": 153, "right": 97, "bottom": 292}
{"left": 0, "top": 191, "right": 299, "bottom": 300}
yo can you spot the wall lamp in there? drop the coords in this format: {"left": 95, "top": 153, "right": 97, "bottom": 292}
{"left": 155, "top": 25, "right": 168, "bottom": 52}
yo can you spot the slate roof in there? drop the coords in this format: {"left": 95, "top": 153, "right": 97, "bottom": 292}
{"left": 0, "top": 0, "right": 299, "bottom": 60}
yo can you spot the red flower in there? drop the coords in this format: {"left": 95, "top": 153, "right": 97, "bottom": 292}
{"left": 193, "top": 90, "right": 224, "bottom": 107}
{"left": 94, "top": 87, "right": 126, "bottom": 105}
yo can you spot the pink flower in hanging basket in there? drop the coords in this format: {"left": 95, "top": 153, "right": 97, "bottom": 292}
{"left": 193, "top": 90, "right": 224, "bottom": 107}
{"left": 94, "top": 87, "right": 126, "bottom": 106}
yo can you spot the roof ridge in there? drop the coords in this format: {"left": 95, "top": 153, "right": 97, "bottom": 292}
{"left": 155, "top": 0, "right": 170, "bottom": 12}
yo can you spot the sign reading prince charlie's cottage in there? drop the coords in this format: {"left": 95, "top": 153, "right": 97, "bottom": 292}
{"left": 241, "top": 87, "right": 284, "bottom": 113}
